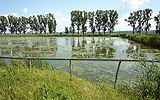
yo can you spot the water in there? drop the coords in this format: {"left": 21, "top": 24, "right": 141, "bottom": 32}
{"left": 0, "top": 37, "right": 160, "bottom": 82}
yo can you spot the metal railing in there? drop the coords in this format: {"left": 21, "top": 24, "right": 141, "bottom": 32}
{"left": 1, "top": 56, "right": 160, "bottom": 88}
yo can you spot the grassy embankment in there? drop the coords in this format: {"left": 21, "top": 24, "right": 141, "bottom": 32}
{"left": 119, "top": 33, "right": 160, "bottom": 48}
{"left": 0, "top": 62, "right": 136, "bottom": 100}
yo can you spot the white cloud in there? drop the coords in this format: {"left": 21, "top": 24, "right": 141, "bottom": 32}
{"left": 3, "top": 13, "right": 18, "bottom": 17}
{"left": 44, "top": 11, "right": 61, "bottom": 17}
{"left": 115, "top": 13, "right": 132, "bottom": 31}
{"left": 54, "top": 11, "right": 61, "bottom": 17}
{"left": 150, "top": 12, "right": 158, "bottom": 30}
{"left": 56, "top": 16, "right": 71, "bottom": 32}
{"left": 23, "top": 8, "right": 28, "bottom": 13}
{"left": 121, "top": 0, "right": 150, "bottom": 9}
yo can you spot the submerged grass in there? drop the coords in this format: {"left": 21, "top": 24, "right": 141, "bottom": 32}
{"left": 0, "top": 63, "right": 136, "bottom": 100}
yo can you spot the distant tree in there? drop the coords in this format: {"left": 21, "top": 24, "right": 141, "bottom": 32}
{"left": 143, "top": 9, "right": 153, "bottom": 34}
{"left": 21, "top": 16, "right": 28, "bottom": 34}
{"left": 42, "top": 14, "right": 48, "bottom": 34}
{"left": 102, "top": 10, "right": 109, "bottom": 34}
{"left": 28, "top": 16, "right": 34, "bottom": 34}
{"left": 108, "top": 10, "right": 118, "bottom": 34}
{"left": 81, "top": 11, "right": 87, "bottom": 34}
{"left": 65, "top": 27, "right": 69, "bottom": 34}
{"left": 69, "top": 27, "right": 73, "bottom": 33}
{"left": 125, "top": 11, "right": 137, "bottom": 34}
{"left": 32, "top": 15, "right": 39, "bottom": 34}
{"left": 75, "top": 11, "right": 82, "bottom": 34}
{"left": 0, "top": 16, "right": 8, "bottom": 34}
{"left": 154, "top": 12, "right": 160, "bottom": 34}
{"left": 47, "top": 13, "right": 54, "bottom": 34}
{"left": 95, "top": 10, "right": 103, "bottom": 34}
{"left": 37, "top": 15, "right": 44, "bottom": 33}
{"left": 8, "top": 15, "right": 15, "bottom": 34}
{"left": 17, "top": 17, "right": 23, "bottom": 34}
{"left": 71, "top": 11, "right": 76, "bottom": 34}
{"left": 88, "top": 11, "right": 95, "bottom": 34}
{"left": 136, "top": 10, "right": 144, "bottom": 34}
{"left": 53, "top": 19, "right": 57, "bottom": 34}
{"left": 12, "top": 16, "right": 19, "bottom": 34}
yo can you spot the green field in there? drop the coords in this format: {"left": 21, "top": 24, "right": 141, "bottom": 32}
{"left": 0, "top": 64, "right": 136, "bottom": 100}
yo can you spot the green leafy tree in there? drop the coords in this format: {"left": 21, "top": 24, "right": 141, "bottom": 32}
{"left": 12, "top": 16, "right": 19, "bottom": 34}
{"left": 0, "top": 16, "right": 8, "bottom": 34}
{"left": 102, "top": 10, "right": 109, "bottom": 34}
{"left": 136, "top": 10, "right": 144, "bottom": 34}
{"left": 17, "top": 17, "right": 23, "bottom": 34}
{"left": 65, "top": 27, "right": 69, "bottom": 34}
{"left": 47, "top": 13, "right": 54, "bottom": 34}
{"left": 37, "top": 15, "right": 44, "bottom": 33}
{"left": 42, "top": 14, "right": 48, "bottom": 34}
{"left": 53, "top": 19, "right": 57, "bottom": 34}
{"left": 125, "top": 11, "right": 137, "bottom": 34}
{"left": 75, "top": 11, "right": 82, "bottom": 34}
{"left": 28, "top": 16, "right": 34, "bottom": 34}
{"left": 143, "top": 9, "right": 153, "bottom": 34}
{"left": 71, "top": 11, "right": 76, "bottom": 34}
{"left": 107, "top": 10, "right": 118, "bottom": 34}
{"left": 47, "top": 13, "right": 56, "bottom": 34}
{"left": 154, "top": 12, "right": 160, "bottom": 34}
{"left": 95, "top": 10, "right": 103, "bottom": 34}
{"left": 33, "top": 15, "right": 39, "bottom": 34}
{"left": 81, "top": 11, "right": 87, "bottom": 34}
{"left": 21, "top": 16, "right": 28, "bottom": 34}
{"left": 88, "top": 11, "right": 95, "bottom": 34}
{"left": 8, "top": 15, "right": 15, "bottom": 34}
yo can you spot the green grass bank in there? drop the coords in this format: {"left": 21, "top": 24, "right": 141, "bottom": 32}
{"left": 119, "top": 33, "right": 160, "bottom": 48}
{"left": 0, "top": 65, "right": 136, "bottom": 100}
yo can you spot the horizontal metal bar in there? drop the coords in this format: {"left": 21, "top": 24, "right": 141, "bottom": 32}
{"left": 0, "top": 56, "right": 160, "bottom": 62}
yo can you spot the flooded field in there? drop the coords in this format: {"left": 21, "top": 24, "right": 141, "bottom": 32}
{"left": 0, "top": 37, "right": 160, "bottom": 83}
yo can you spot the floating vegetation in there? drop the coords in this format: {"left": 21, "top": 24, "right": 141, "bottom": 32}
{"left": 0, "top": 37, "right": 160, "bottom": 82}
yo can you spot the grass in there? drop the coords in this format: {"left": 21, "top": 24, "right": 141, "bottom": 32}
{"left": 0, "top": 64, "right": 136, "bottom": 100}
{"left": 120, "top": 33, "right": 160, "bottom": 48}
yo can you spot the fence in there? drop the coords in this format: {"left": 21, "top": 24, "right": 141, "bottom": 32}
{"left": 1, "top": 56, "right": 160, "bottom": 88}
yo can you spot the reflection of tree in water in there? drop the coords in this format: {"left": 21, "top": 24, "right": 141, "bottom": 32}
{"left": 126, "top": 42, "right": 146, "bottom": 59}
{"left": 3, "top": 38, "right": 58, "bottom": 57}
{"left": 95, "top": 38, "right": 115, "bottom": 58}
{"left": 71, "top": 37, "right": 116, "bottom": 58}
{"left": 72, "top": 38, "right": 89, "bottom": 58}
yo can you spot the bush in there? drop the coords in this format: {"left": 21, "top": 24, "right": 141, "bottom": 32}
{"left": 135, "top": 62, "right": 160, "bottom": 100}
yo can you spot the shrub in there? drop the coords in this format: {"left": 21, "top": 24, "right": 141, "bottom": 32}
{"left": 135, "top": 62, "right": 160, "bottom": 100}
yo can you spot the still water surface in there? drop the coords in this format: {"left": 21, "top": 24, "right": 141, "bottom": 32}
{"left": 0, "top": 37, "right": 160, "bottom": 82}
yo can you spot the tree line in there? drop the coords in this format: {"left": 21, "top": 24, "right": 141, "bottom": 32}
{"left": 66, "top": 9, "right": 160, "bottom": 34}
{"left": 65, "top": 10, "right": 118, "bottom": 34}
{"left": 125, "top": 9, "right": 160, "bottom": 34}
{"left": 0, "top": 13, "right": 57, "bottom": 34}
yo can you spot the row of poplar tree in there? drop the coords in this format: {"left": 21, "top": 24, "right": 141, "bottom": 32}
{"left": 67, "top": 10, "right": 118, "bottom": 34}
{"left": 66, "top": 9, "right": 160, "bottom": 34}
{"left": 0, "top": 13, "right": 57, "bottom": 34}
{"left": 125, "top": 9, "right": 160, "bottom": 34}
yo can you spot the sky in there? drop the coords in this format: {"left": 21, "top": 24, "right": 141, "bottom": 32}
{"left": 0, "top": 0, "right": 159, "bottom": 32}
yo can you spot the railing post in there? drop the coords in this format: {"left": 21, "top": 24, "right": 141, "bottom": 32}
{"left": 29, "top": 59, "right": 31, "bottom": 72}
{"left": 69, "top": 60, "right": 72, "bottom": 80}
{"left": 114, "top": 59, "right": 122, "bottom": 89}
